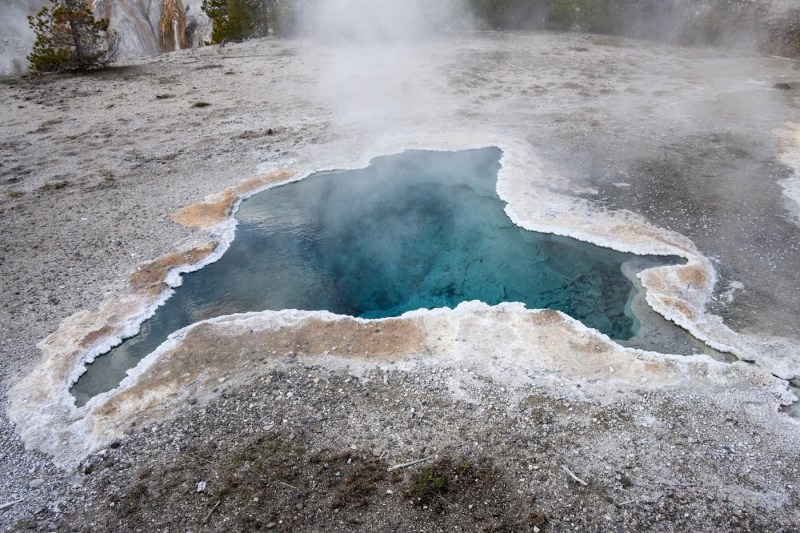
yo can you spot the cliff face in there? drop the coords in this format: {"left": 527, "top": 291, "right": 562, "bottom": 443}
{"left": 0, "top": 0, "right": 210, "bottom": 75}
{"left": 91, "top": 0, "right": 210, "bottom": 57}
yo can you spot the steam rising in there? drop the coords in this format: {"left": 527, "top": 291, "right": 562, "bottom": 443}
{"left": 298, "top": 0, "right": 472, "bottom": 138}
{"left": 2, "top": 0, "right": 798, "bottom": 77}
{"left": 300, "top": 0, "right": 469, "bottom": 42}
{"left": 0, "top": 0, "right": 45, "bottom": 76}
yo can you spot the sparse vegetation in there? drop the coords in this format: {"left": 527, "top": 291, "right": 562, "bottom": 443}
{"left": 7, "top": 191, "right": 25, "bottom": 198}
{"left": 27, "top": 0, "right": 118, "bottom": 75}
{"left": 549, "top": 0, "right": 619, "bottom": 33}
{"left": 402, "top": 456, "right": 507, "bottom": 514}
{"left": 40, "top": 180, "right": 69, "bottom": 191}
{"left": 467, "top": 0, "right": 785, "bottom": 52}
{"left": 406, "top": 465, "right": 447, "bottom": 501}
{"left": 201, "top": 0, "right": 269, "bottom": 44}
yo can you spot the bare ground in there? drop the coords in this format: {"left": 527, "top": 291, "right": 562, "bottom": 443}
{"left": 1, "top": 32, "right": 799, "bottom": 531}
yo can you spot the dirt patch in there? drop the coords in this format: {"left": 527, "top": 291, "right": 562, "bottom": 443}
{"left": 78, "top": 325, "right": 116, "bottom": 349}
{"left": 529, "top": 309, "right": 563, "bottom": 326}
{"left": 676, "top": 265, "right": 709, "bottom": 289}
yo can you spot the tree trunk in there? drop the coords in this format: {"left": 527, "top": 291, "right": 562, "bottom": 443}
{"left": 69, "top": 17, "right": 85, "bottom": 68}
{"left": 66, "top": 0, "right": 87, "bottom": 68}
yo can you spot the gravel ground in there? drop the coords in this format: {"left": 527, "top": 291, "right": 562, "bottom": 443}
{"left": 46, "top": 364, "right": 800, "bottom": 532}
{"left": 1, "top": 32, "right": 799, "bottom": 531}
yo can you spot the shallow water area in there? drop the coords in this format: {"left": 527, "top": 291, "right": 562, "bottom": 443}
{"left": 72, "top": 148, "right": 671, "bottom": 405}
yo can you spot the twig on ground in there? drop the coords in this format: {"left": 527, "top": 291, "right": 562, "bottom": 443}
{"left": 277, "top": 480, "right": 300, "bottom": 491}
{"left": 202, "top": 500, "right": 221, "bottom": 523}
{"left": 387, "top": 455, "right": 433, "bottom": 472}
{"left": 0, "top": 499, "right": 23, "bottom": 511}
{"left": 561, "top": 464, "right": 589, "bottom": 486}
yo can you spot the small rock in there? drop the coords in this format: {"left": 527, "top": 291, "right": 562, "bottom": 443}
{"left": 386, "top": 489, "right": 394, "bottom": 495}
{"left": 773, "top": 83, "right": 791, "bottom": 90}
{"left": 266, "top": 522, "right": 276, "bottom": 529}
{"left": 29, "top": 478, "right": 45, "bottom": 489}
{"left": 197, "top": 481, "right": 207, "bottom": 493}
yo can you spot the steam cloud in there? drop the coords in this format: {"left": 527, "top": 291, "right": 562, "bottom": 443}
{"left": 299, "top": 0, "right": 473, "bottom": 137}
{"left": 299, "top": 0, "right": 470, "bottom": 42}
{"left": 0, "top": 0, "right": 45, "bottom": 76}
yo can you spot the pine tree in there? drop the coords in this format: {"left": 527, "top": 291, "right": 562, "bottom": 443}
{"left": 201, "top": 0, "right": 269, "bottom": 44}
{"left": 27, "top": 0, "right": 118, "bottom": 75}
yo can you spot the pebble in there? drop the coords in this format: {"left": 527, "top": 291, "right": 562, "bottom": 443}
{"left": 29, "top": 478, "right": 45, "bottom": 489}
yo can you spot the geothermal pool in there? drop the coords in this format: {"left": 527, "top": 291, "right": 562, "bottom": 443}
{"left": 72, "top": 148, "right": 669, "bottom": 405}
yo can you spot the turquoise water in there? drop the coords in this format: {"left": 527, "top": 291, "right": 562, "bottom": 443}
{"left": 72, "top": 148, "right": 658, "bottom": 405}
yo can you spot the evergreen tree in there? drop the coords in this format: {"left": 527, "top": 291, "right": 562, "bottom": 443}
{"left": 201, "top": 0, "right": 270, "bottom": 44}
{"left": 27, "top": 0, "right": 118, "bottom": 74}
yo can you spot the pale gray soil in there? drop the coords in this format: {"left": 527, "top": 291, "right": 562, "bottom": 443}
{"left": 1, "top": 32, "right": 799, "bottom": 531}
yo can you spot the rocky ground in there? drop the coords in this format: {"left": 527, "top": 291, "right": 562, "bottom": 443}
{"left": 1, "top": 32, "right": 800, "bottom": 531}
{"left": 48, "top": 364, "right": 800, "bottom": 532}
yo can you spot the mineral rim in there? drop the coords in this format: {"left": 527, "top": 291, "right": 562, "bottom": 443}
{"left": 8, "top": 136, "right": 799, "bottom": 466}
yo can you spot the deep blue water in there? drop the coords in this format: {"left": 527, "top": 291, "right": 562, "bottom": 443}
{"left": 72, "top": 148, "right": 654, "bottom": 405}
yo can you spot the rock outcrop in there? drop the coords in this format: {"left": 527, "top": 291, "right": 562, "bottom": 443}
{"left": 91, "top": 0, "right": 209, "bottom": 57}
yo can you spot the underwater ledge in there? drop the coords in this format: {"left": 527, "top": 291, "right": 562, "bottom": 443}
{"left": 7, "top": 135, "right": 799, "bottom": 467}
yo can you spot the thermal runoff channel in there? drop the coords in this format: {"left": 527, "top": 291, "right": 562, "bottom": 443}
{"left": 73, "top": 147, "right": 652, "bottom": 405}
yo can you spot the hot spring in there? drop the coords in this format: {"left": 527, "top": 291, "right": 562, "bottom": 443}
{"left": 72, "top": 147, "right": 671, "bottom": 405}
